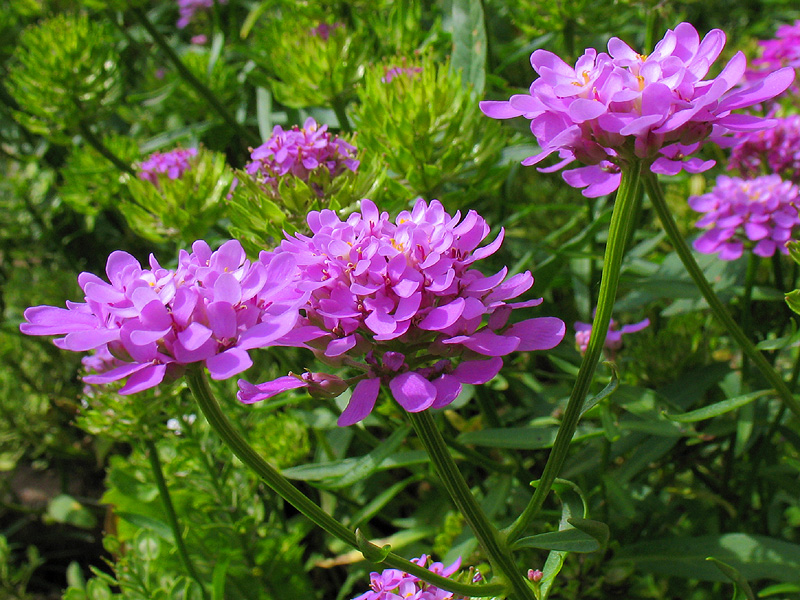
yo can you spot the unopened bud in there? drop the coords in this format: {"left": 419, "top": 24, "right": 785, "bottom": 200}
{"left": 527, "top": 569, "right": 543, "bottom": 582}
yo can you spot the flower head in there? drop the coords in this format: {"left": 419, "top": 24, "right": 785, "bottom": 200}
{"left": 382, "top": 65, "right": 423, "bottom": 84}
{"left": 353, "top": 555, "right": 472, "bottom": 600}
{"left": 480, "top": 22, "right": 795, "bottom": 196}
{"left": 20, "top": 241, "right": 304, "bottom": 394}
{"left": 690, "top": 175, "right": 800, "bottom": 260}
{"left": 574, "top": 317, "right": 650, "bottom": 355}
{"left": 238, "top": 198, "right": 565, "bottom": 426}
{"left": 245, "top": 117, "right": 359, "bottom": 194}
{"left": 728, "top": 115, "right": 800, "bottom": 182}
{"left": 137, "top": 147, "right": 198, "bottom": 187}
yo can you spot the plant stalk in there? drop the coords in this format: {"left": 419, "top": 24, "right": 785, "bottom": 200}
{"left": 78, "top": 122, "right": 135, "bottom": 176}
{"left": 184, "top": 366, "right": 507, "bottom": 598}
{"left": 130, "top": 7, "right": 259, "bottom": 146}
{"left": 145, "top": 438, "right": 209, "bottom": 600}
{"left": 505, "top": 160, "right": 643, "bottom": 543}
{"left": 407, "top": 411, "right": 535, "bottom": 600}
{"left": 642, "top": 170, "right": 800, "bottom": 420}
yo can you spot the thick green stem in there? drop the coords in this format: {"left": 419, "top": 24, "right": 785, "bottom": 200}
{"left": 332, "top": 96, "right": 352, "bottom": 132}
{"left": 407, "top": 411, "right": 535, "bottom": 600}
{"left": 741, "top": 253, "right": 758, "bottom": 381}
{"left": 184, "top": 366, "right": 506, "bottom": 598}
{"left": 130, "top": 7, "right": 259, "bottom": 147}
{"left": 145, "top": 438, "right": 208, "bottom": 600}
{"left": 505, "top": 161, "right": 643, "bottom": 543}
{"left": 78, "top": 122, "right": 135, "bottom": 176}
{"left": 643, "top": 170, "right": 800, "bottom": 420}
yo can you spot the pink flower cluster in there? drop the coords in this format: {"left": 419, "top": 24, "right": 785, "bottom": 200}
{"left": 690, "top": 175, "right": 800, "bottom": 260}
{"left": 238, "top": 199, "right": 565, "bottom": 426}
{"left": 382, "top": 66, "right": 423, "bottom": 84}
{"left": 309, "top": 22, "right": 343, "bottom": 41}
{"left": 21, "top": 241, "right": 304, "bottom": 393}
{"left": 574, "top": 317, "right": 650, "bottom": 355}
{"left": 138, "top": 147, "right": 198, "bottom": 186}
{"left": 176, "top": 0, "right": 226, "bottom": 29}
{"left": 748, "top": 20, "right": 800, "bottom": 84}
{"left": 245, "top": 117, "right": 359, "bottom": 192}
{"left": 480, "top": 22, "right": 794, "bottom": 197}
{"left": 728, "top": 115, "right": 800, "bottom": 182}
{"left": 354, "top": 555, "right": 475, "bottom": 600}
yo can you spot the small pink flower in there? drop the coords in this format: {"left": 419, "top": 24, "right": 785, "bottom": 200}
{"left": 574, "top": 317, "right": 650, "bottom": 354}
{"left": 137, "top": 147, "right": 198, "bottom": 187}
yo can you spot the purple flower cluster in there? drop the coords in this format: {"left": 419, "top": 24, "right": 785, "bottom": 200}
{"left": 728, "top": 115, "right": 800, "bottom": 182}
{"left": 749, "top": 21, "right": 800, "bottom": 82}
{"left": 238, "top": 198, "right": 565, "bottom": 426}
{"left": 309, "top": 22, "right": 343, "bottom": 41}
{"left": 382, "top": 66, "right": 423, "bottom": 84}
{"left": 21, "top": 241, "right": 304, "bottom": 393}
{"left": 138, "top": 147, "right": 198, "bottom": 186}
{"left": 480, "top": 22, "right": 794, "bottom": 197}
{"left": 690, "top": 175, "right": 800, "bottom": 260}
{"left": 245, "top": 117, "right": 359, "bottom": 192}
{"left": 574, "top": 317, "right": 650, "bottom": 355}
{"left": 176, "top": 0, "right": 226, "bottom": 29}
{"left": 354, "top": 555, "right": 475, "bottom": 600}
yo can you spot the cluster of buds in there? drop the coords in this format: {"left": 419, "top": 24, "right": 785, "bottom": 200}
{"left": 245, "top": 117, "right": 359, "bottom": 195}
{"left": 138, "top": 147, "right": 198, "bottom": 187}
{"left": 481, "top": 22, "right": 794, "bottom": 196}
{"left": 575, "top": 317, "right": 650, "bottom": 356}
{"left": 237, "top": 198, "right": 564, "bottom": 425}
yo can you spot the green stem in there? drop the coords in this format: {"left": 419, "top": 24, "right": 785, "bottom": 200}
{"left": 332, "top": 96, "right": 352, "bottom": 132}
{"left": 130, "top": 7, "right": 259, "bottom": 147}
{"left": 184, "top": 366, "right": 506, "bottom": 598}
{"left": 145, "top": 438, "right": 208, "bottom": 600}
{"left": 78, "top": 122, "right": 135, "bottom": 176}
{"left": 643, "top": 170, "right": 800, "bottom": 420}
{"left": 741, "top": 253, "right": 758, "bottom": 381}
{"left": 505, "top": 160, "right": 643, "bottom": 543}
{"left": 407, "top": 411, "right": 535, "bottom": 600}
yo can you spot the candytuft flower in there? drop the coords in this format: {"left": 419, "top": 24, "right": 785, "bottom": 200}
{"left": 747, "top": 20, "right": 800, "bottom": 88}
{"left": 353, "top": 555, "right": 477, "bottom": 600}
{"left": 245, "top": 117, "right": 359, "bottom": 194}
{"left": 20, "top": 241, "right": 304, "bottom": 394}
{"left": 238, "top": 198, "right": 565, "bottom": 426}
{"left": 728, "top": 115, "right": 800, "bottom": 182}
{"left": 575, "top": 317, "right": 650, "bottom": 355}
{"left": 689, "top": 175, "right": 800, "bottom": 260}
{"left": 481, "top": 22, "right": 795, "bottom": 197}
{"left": 137, "top": 147, "right": 198, "bottom": 187}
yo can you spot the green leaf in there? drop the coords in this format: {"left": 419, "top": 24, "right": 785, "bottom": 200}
{"left": 281, "top": 450, "right": 428, "bottom": 481}
{"left": 614, "top": 533, "right": 800, "bottom": 582}
{"left": 663, "top": 390, "right": 769, "bottom": 423}
{"left": 211, "top": 557, "right": 230, "bottom": 600}
{"left": 47, "top": 494, "right": 97, "bottom": 529}
{"left": 568, "top": 517, "right": 610, "bottom": 550}
{"left": 787, "top": 290, "right": 800, "bottom": 316}
{"left": 707, "top": 557, "right": 756, "bottom": 600}
{"left": 580, "top": 362, "right": 619, "bottom": 417}
{"left": 355, "top": 528, "right": 392, "bottom": 563}
{"left": 458, "top": 426, "right": 601, "bottom": 450}
{"left": 513, "top": 528, "right": 600, "bottom": 553}
{"left": 256, "top": 87, "right": 272, "bottom": 142}
{"left": 450, "top": 0, "right": 486, "bottom": 94}
{"left": 323, "top": 426, "right": 411, "bottom": 489}
{"left": 115, "top": 511, "right": 174, "bottom": 542}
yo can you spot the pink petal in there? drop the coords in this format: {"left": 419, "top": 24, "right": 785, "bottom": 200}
{"left": 206, "top": 347, "right": 253, "bottom": 380}
{"left": 452, "top": 357, "right": 504, "bottom": 384}
{"left": 505, "top": 317, "right": 566, "bottom": 351}
{"left": 338, "top": 378, "right": 381, "bottom": 426}
{"left": 389, "top": 372, "right": 437, "bottom": 412}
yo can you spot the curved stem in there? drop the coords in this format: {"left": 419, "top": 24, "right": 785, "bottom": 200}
{"left": 78, "top": 122, "right": 135, "bottom": 176}
{"left": 505, "top": 160, "right": 643, "bottom": 544}
{"left": 407, "top": 411, "right": 535, "bottom": 600}
{"left": 130, "top": 7, "right": 259, "bottom": 147}
{"left": 145, "top": 438, "right": 209, "bottom": 600}
{"left": 643, "top": 170, "right": 800, "bottom": 420}
{"left": 184, "top": 366, "right": 506, "bottom": 598}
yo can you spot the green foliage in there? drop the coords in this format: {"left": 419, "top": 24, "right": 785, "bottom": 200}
{"left": 121, "top": 147, "right": 233, "bottom": 245}
{"left": 244, "top": 11, "right": 369, "bottom": 110}
{"left": 0, "top": 535, "right": 44, "bottom": 600}
{"left": 352, "top": 53, "right": 509, "bottom": 206}
{"left": 60, "top": 134, "right": 141, "bottom": 220}
{"left": 6, "top": 13, "right": 121, "bottom": 139}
